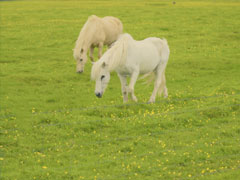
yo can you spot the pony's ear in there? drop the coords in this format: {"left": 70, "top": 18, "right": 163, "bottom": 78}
{"left": 102, "top": 62, "right": 108, "bottom": 68}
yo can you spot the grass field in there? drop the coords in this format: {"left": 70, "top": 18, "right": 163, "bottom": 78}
{"left": 1, "top": 0, "right": 240, "bottom": 179}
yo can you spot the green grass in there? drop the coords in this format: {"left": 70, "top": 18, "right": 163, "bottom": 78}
{"left": 1, "top": 0, "right": 240, "bottom": 179}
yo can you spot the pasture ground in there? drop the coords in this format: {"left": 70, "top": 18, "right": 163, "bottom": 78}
{"left": 0, "top": 0, "right": 240, "bottom": 179}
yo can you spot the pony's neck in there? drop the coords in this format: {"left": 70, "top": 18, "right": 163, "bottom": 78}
{"left": 77, "top": 35, "right": 91, "bottom": 50}
{"left": 74, "top": 38, "right": 90, "bottom": 57}
{"left": 99, "top": 51, "right": 115, "bottom": 72}
{"left": 75, "top": 21, "right": 96, "bottom": 54}
{"left": 99, "top": 34, "right": 130, "bottom": 72}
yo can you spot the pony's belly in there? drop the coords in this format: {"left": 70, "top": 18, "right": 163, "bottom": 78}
{"left": 139, "top": 61, "right": 158, "bottom": 74}
{"left": 129, "top": 51, "right": 159, "bottom": 74}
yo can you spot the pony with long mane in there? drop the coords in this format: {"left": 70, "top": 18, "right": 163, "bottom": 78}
{"left": 91, "top": 33, "right": 170, "bottom": 103}
{"left": 73, "top": 15, "right": 123, "bottom": 73}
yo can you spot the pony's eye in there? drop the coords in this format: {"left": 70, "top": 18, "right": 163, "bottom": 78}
{"left": 101, "top": 75, "right": 105, "bottom": 80}
{"left": 80, "top": 59, "right": 83, "bottom": 62}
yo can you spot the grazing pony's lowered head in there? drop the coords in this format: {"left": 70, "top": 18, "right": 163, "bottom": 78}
{"left": 73, "top": 47, "right": 88, "bottom": 73}
{"left": 91, "top": 61, "right": 110, "bottom": 98}
{"left": 91, "top": 33, "right": 131, "bottom": 98}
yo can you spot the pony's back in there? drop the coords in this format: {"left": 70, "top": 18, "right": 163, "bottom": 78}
{"left": 101, "top": 16, "right": 123, "bottom": 44}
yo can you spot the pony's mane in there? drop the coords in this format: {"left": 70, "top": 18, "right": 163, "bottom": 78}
{"left": 91, "top": 33, "right": 133, "bottom": 80}
{"left": 73, "top": 15, "right": 101, "bottom": 59}
{"left": 91, "top": 59, "right": 105, "bottom": 80}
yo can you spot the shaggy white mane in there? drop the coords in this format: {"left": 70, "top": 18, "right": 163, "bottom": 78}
{"left": 91, "top": 33, "right": 133, "bottom": 80}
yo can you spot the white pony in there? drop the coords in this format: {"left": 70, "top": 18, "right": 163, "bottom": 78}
{"left": 91, "top": 33, "right": 170, "bottom": 103}
{"left": 73, "top": 15, "right": 123, "bottom": 73}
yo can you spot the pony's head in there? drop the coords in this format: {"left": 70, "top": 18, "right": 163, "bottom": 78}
{"left": 91, "top": 61, "right": 110, "bottom": 98}
{"left": 74, "top": 48, "right": 88, "bottom": 73}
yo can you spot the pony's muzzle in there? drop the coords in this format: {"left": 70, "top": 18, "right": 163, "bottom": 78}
{"left": 95, "top": 92, "right": 102, "bottom": 98}
{"left": 76, "top": 70, "right": 83, "bottom": 73}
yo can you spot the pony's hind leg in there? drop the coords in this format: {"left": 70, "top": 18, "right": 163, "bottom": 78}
{"left": 98, "top": 42, "right": 104, "bottom": 59}
{"left": 163, "top": 86, "right": 168, "bottom": 98}
{"left": 162, "top": 72, "right": 168, "bottom": 98}
{"left": 158, "top": 71, "right": 168, "bottom": 98}
{"left": 149, "top": 64, "right": 167, "bottom": 103}
{"left": 89, "top": 46, "right": 94, "bottom": 61}
{"left": 118, "top": 74, "right": 128, "bottom": 102}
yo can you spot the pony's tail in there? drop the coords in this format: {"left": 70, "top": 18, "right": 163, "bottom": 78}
{"left": 139, "top": 70, "right": 167, "bottom": 97}
{"left": 139, "top": 71, "right": 155, "bottom": 84}
{"left": 160, "top": 39, "right": 170, "bottom": 63}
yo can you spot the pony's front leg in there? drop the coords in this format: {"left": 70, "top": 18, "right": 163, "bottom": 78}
{"left": 89, "top": 46, "right": 94, "bottom": 62}
{"left": 118, "top": 74, "right": 128, "bottom": 102}
{"left": 128, "top": 70, "right": 139, "bottom": 102}
{"left": 98, "top": 42, "right": 104, "bottom": 59}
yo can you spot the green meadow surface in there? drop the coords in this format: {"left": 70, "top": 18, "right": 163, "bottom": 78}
{"left": 0, "top": 0, "right": 240, "bottom": 179}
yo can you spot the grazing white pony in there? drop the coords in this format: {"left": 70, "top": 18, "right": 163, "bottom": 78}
{"left": 73, "top": 15, "right": 123, "bottom": 73}
{"left": 91, "top": 33, "right": 170, "bottom": 103}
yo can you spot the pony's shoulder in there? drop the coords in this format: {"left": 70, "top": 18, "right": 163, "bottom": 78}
{"left": 118, "top": 33, "right": 133, "bottom": 41}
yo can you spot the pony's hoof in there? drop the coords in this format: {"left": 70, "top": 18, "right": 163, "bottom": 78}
{"left": 132, "top": 96, "right": 138, "bottom": 102}
{"left": 148, "top": 99, "right": 155, "bottom": 104}
{"left": 148, "top": 101, "right": 154, "bottom": 104}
